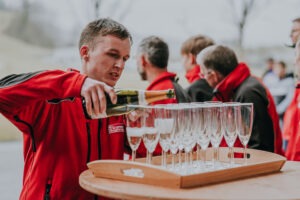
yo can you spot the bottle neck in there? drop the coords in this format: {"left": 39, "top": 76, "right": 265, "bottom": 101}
{"left": 143, "top": 89, "right": 175, "bottom": 104}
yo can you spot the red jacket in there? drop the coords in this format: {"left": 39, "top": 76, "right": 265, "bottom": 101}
{"left": 283, "top": 88, "right": 300, "bottom": 160}
{"left": 185, "top": 65, "right": 201, "bottom": 84}
{"left": 136, "top": 72, "right": 177, "bottom": 157}
{"left": 0, "top": 69, "right": 126, "bottom": 200}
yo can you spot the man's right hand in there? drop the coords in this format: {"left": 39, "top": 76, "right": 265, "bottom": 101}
{"left": 81, "top": 77, "right": 117, "bottom": 118}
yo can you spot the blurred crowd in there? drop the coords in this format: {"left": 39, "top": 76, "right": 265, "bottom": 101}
{"left": 134, "top": 17, "right": 300, "bottom": 161}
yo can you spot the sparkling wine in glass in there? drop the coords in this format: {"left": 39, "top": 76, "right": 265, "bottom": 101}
{"left": 142, "top": 106, "right": 160, "bottom": 165}
{"left": 125, "top": 105, "right": 144, "bottom": 162}
{"left": 154, "top": 105, "right": 173, "bottom": 168}
{"left": 126, "top": 127, "right": 143, "bottom": 161}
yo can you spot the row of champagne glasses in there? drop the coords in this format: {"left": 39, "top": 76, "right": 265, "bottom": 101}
{"left": 125, "top": 102, "right": 253, "bottom": 172}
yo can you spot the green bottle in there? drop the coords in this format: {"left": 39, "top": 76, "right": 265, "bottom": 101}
{"left": 82, "top": 89, "right": 175, "bottom": 119}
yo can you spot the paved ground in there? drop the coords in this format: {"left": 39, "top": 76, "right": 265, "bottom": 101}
{"left": 0, "top": 141, "right": 23, "bottom": 200}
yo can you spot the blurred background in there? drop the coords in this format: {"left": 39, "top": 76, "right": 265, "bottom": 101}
{"left": 1, "top": 0, "right": 299, "bottom": 139}
{"left": 0, "top": 0, "right": 300, "bottom": 199}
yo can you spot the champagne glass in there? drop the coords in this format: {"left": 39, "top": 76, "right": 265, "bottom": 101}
{"left": 189, "top": 104, "right": 198, "bottom": 168}
{"left": 237, "top": 103, "right": 253, "bottom": 165}
{"left": 223, "top": 102, "right": 240, "bottom": 167}
{"left": 191, "top": 103, "right": 202, "bottom": 164}
{"left": 176, "top": 105, "right": 185, "bottom": 168}
{"left": 192, "top": 102, "right": 204, "bottom": 167}
{"left": 167, "top": 104, "right": 180, "bottom": 171}
{"left": 178, "top": 103, "right": 195, "bottom": 173}
{"left": 205, "top": 102, "right": 224, "bottom": 169}
{"left": 154, "top": 105, "right": 173, "bottom": 168}
{"left": 141, "top": 105, "right": 160, "bottom": 165}
{"left": 125, "top": 105, "right": 144, "bottom": 162}
{"left": 193, "top": 103, "right": 210, "bottom": 171}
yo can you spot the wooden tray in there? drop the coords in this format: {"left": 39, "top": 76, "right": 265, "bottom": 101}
{"left": 87, "top": 148, "right": 286, "bottom": 188}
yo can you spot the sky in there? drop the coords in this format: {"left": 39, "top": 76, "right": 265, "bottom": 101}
{"left": 3, "top": 0, "right": 300, "bottom": 48}
{"left": 98, "top": 0, "right": 300, "bottom": 48}
{"left": 1, "top": 0, "right": 300, "bottom": 70}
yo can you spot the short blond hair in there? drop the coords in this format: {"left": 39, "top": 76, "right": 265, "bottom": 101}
{"left": 181, "top": 34, "right": 214, "bottom": 56}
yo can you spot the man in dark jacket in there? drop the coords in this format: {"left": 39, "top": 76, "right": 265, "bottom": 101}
{"left": 180, "top": 34, "right": 214, "bottom": 102}
{"left": 0, "top": 18, "right": 132, "bottom": 200}
{"left": 197, "top": 45, "right": 283, "bottom": 155}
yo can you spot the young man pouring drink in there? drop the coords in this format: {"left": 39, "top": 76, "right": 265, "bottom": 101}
{"left": 0, "top": 18, "right": 132, "bottom": 200}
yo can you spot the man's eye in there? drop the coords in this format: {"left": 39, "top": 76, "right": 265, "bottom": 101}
{"left": 108, "top": 53, "right": 119, "bottom": 59}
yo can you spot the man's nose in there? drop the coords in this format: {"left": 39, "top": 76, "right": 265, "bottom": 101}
{"left": 114, "top": 59, "right": 125, "bottom": 69}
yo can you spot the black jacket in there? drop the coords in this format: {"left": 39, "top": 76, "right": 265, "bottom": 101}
{"left": 186, "top": 78, "right": 213, "bottom": 102}
{"left": 233, "top": 76, "right": 274, "bottom": 152}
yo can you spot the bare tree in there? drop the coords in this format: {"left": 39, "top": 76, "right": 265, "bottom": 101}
{"left": 111, "top": 0, "right": 134, "bottom": 22}
{"left": 90, "top": 0, "right": 134, "bottom": 21}
{"left": 229, "top": 0, "right": 255, "bottom": 50}
{"left": 5, "top": 0, "right": 30, "bottom": 41}
{"left": 93, "top": 0, "right": 102, "bottom": 19}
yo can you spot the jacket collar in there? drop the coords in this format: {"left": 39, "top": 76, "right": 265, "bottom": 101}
{"left": 213, "top": 63, "right": 251, "bottom": 102}
{"left": 147, "top": 71, "right": 177, "bottom": 90}
{"left": 185, "top": 65, "right": 201, "bottom": 83}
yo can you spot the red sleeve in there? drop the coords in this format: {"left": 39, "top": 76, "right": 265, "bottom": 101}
{"left": 0, "top": 70, "right": 87, "bottom": 115}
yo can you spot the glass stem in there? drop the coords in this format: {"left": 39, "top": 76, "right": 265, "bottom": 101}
{"left": 213, "top": 147, "right": 217, "bottom": 169}
{"left": 148, "top": 152, "right": 152, "bottom": 165}
{"left": 244, "top": 146, "right": 247, "bottom": 165}
{"left": 171, "top": 154, "right": 175, "bottom": 170}
{"left": 189, "top": 151, "right": 193, "bottom": 167}
{"left": 202, "top": 149, "right": 207, "bottom": 170}
{"left": 184, "top": 151, "right": 188, "bottom": 168}
{"left": 132, "top": 150, "right": 136, "bottom": 162}
{"left": 217, "top": 147, "right": 220, "bottom": 162}
{"left": 229, "top": 146, "right": 234, "bottom": 167}
{"left": 162, "top": 151, "right": 167, "bottom": 167}
{"left": 178, "top": 149, "right": 182, "bottom": 167}
{"left": 197, "top": 145, "right": 200, "bottom": 164}
{"left": 146, "top": 151, "right": 150, "bottom": 164}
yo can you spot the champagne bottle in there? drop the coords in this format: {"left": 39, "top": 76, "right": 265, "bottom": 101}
{"left": 82, "top": 89, "right": 175, "bottom": 119}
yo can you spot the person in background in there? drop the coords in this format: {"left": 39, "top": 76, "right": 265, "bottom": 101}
{"left": 0, "top": 18, "right": 132, "bottom": 200}
{"left": 283, "top": 37, "right": 300, "bottom": 160}
{"left": 197, "top": 45, "right": 284, "bottom": 155}
{"left": 262, "top": 57, "right": 278, "bottom": 89}
{"left": 289, "top": 17, "right": 300, "bottom": 48}
{"left": 262, "top": 57, "right": 275, "bottom": 77}
{"left": 180, "top": 34, "right": 214, "bottom": 102}
{"left": 282, "top": 17, "right": 300, "bottom": 154}
{"left": 135, "top": 35, "right": 190, "bottom": 157}
{"left": 269, "top": 61, "right": 294, "bottom": 129}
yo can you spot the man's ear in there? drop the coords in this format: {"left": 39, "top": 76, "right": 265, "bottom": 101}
{"left": 212, "top": 70, "right": 224, "bottom": 84}
{"left": 141, "top": 54, "right": 148, "bottom": 67}
{"left": 80, "top": 45, "right": 89, "bottom": 61}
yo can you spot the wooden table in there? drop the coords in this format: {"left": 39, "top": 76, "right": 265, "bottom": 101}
{"left": 79, "top": 161, "right": 300, "bottom": 200}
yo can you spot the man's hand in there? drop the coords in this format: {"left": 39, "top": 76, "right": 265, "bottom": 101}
{"left": 81, "top": 77, "right": 117, "bottom": 118}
